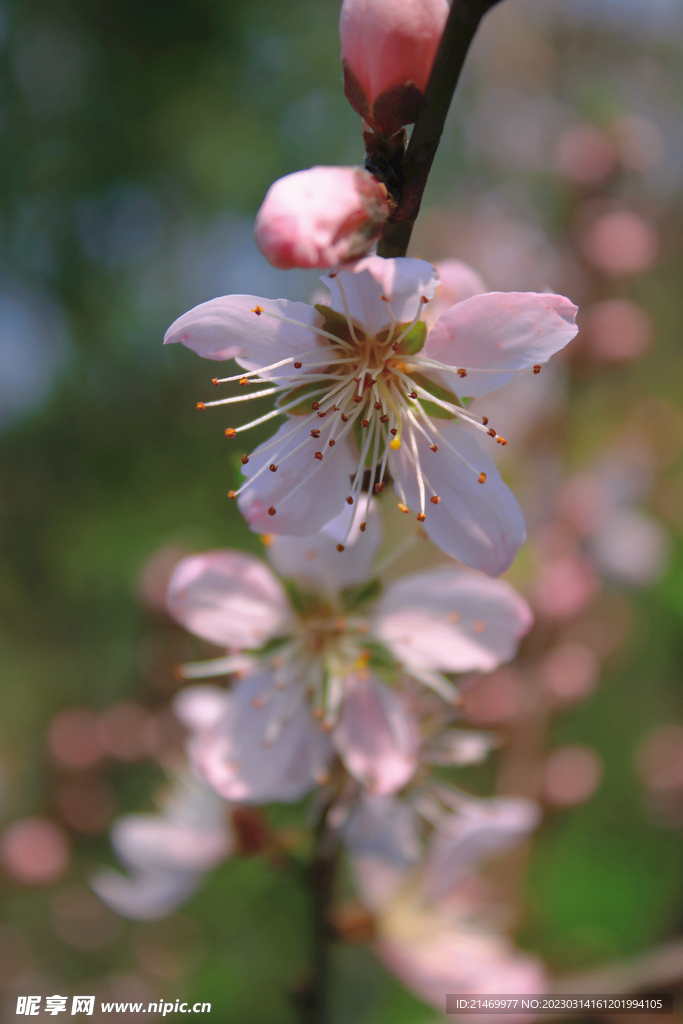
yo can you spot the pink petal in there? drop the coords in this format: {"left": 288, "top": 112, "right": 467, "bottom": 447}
{"left": 321, "top": 255, "right": 439, "bottom": 336}
{"left": 374, "top": 567, "right": 532, "bottom": 674}
{"left": 266, "top": 498, "right": 382, "bottom": 594}
{"left": 173, "top": 686, "right": 229, "bottom": 732}
{"left": 167, "top": 551, "right": 292, "bottom": 648}
{"left": 254, "top": 167, "right": 390, "bottom": 270}
{"left": 424, "top": 796, "right": 540, "bottom": 899}
{"left": 111, "top": 815, "right": 231, "bottom": 876}
{"left": 333, "top": 673, "right": 419, "bottom": 795}
{"left": 424, "top": 259, "right": 487, "bottom": 327}
{"left": 191, "top": 673, "right": 333, "bottom": 804}
{"left": 425, "top": 291, "right": 578, "bottom": 398}
{"left": 91, "top": 868, "right": 200, "bottom": 921}
{"left": 164, "top": 295, "right": 326, "bottom": 374}
{"left": 390, "top": 422, "right": 526, "bottom": 576}
{"left": 238, "top": 420, "right": 358, "bottom": 537}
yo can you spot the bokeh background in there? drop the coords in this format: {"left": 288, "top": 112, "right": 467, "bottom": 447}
{"left": 1, "top": 0, "right": 683, "bottom": 1019}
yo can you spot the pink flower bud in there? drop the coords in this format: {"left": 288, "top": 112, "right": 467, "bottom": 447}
{"left": 254, "top": 166, "right": 391, "bottom": 270}
{"left": 340, "top": 0, "right": 449, "bottom": 135}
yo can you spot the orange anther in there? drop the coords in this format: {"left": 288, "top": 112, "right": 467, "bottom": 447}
{"left": 268, "top": 506, "right": 276, "bottom": 516}
{"left": 398, "top": 504, "right": 410, "bottom": 514}
{"left": 269, "top": 464, "right": 278, "bottom": 472}
{"left": 336, "top": 544, "right": 345, "bottom": 553}
{"left": 225, "top": 428, "right": 236, "bottom": 437}
{"left": 251, "top": 306, "right": 263, "bottom": 315}
{"left": 314, "top": 452, "right": 323, "bottom": 460}
{"left": 346, "top": 496, "right": 354, "bottom": 505}
{"left": 417, "top": 512, "right": 426, "bottom": 522}
{"left": 239, "top": 377, "right": 249, "bottom": 386}
{"left": 430, "top": 495, "right": 441, "bottom": 505}
{"left": 228, "top": 490, "right": 236, "bottom": 499}
{"left": 533, "top": 364, "right": 541, "bottom": 374}
{"left": 430, "top": 444, "right": 439, "bottom": 452}
{"left": 241, "top": 454, "right": 249, "bottom": 464}
{"left": 196, "top": 402, "right": 205, "bottom": 410}
{"left": 359, "top": 522, "right": 367, "bottom": 532}
{"left": 478, "top": 472, "right": 487, "bottom": 484}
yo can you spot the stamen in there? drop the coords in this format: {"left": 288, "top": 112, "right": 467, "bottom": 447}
{"left": 333, "top": 275, "right": 360, "bottom": 344}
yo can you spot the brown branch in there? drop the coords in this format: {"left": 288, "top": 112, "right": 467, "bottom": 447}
{"left": 377, "top": 0, "right": 505, "bottom": 259}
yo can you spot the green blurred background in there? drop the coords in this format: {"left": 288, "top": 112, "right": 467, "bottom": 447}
{"left": 1, "top": 0, "right": 683, "bottom": 1019}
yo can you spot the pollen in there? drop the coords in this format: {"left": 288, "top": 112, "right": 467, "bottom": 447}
{"left": 398, "top": 503, "right": 410, "bottom": 514}
{"left": 212, "top": 377, "right": 219, "bottom": 385}
{"left": 430, "top": 495, "right": 441, "bottom": 504}
{"left": 416, "top": 512, "right": 426, "bottom": 522}
{"left": 239, "top": 377, "right": 249, "bottom": 386}
{"left": 241, "top": 454, "right": 249, "bottom": 464}
{"left": 314, "top": 452, "right": 323, "bottom": 461}
{"left": 336, "top": 544, "right": 345, "bottom": 553}
{"left": 251, "top": 306, "right": 263, "bottom": 315}
{"left": 533, "top": 364, "right": 541, "bottom": 374}
{"left": 390, "top": 438, "right": 401, "bottom": 450}
{"left": 228, "top": 490, "right": 237, "bottom": 499}
{"left": 196, "top": 402, "right": 205, "bottom": 410}
{"left": 497, "top": 437, "right": 508, "bottom": 446}
{"left": 268, "top": 506, "right": 276, "bottom": 516}
{"left": 225, "top": 428, "right": 236, "bottom": 437}
{"left": 269, "top": 464, "right": 278, "bottom": 472}
{"left": 478, "top": 472, "right": 487, "bottom": 484}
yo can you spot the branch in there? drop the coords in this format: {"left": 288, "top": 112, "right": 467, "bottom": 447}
{"left": 377, "top": 0, "right": 505, "bottom": 258}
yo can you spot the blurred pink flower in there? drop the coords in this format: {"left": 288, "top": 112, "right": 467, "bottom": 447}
{"left": 1, "top": 818, "right": 70, "bottom": 885}
{"left": 166, "top": 503, "right": 532, "bottom": 803}
{"left": 254, "top": 167, "right": 390, "bottom": 270}
{"left": 339, "top": 0, "right": 448, "bottom": 135}
{"left": 581, "top": 210, "right": 658, "bottom": 276}
{"left": 346, "top": 791, "right": 546, "bottom": 1014}
{"left": 542, "top": 746, "right": 602, "bottom": 807}
{"left": 553, "top": 124, "right": 616, "bottom": 184}
{"left": 581, "top": 299, "right": 653, "bottom": 362}
{"left": 165, "top": 255, "right": 577, "bottom": 575}
{"left": 91, "top": 773, "right": 232, "bottom": 921}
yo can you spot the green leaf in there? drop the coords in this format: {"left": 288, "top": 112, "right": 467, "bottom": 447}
{"left": 281, "top": 578, "right": 325, "bottom": 618}
{"left": 341, "top": 577, "right": 382, "bottom": 611}
{"left": 395, "top": 319, "right": 427, "bottom": 355}
{"left": 315, "top": 304, "right": 365, "bottom": 345}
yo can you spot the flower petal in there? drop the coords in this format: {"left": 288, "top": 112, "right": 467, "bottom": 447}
{"left": 238, "top": 420, "right": 358, "bottom": 537}
{"left": 110, "top": 815, "right": 231, "bottom": 876}
{"left": 424, "top": 291, "right": 578, "bottom": 398}
{"left": 424, "top": 796, "right": 540, "bottom": 899}
{"left": 266, "top": 498, "right": 382, "bottom": 593}
{"left": 173, "top": 686, "right": 230, "bottom": 731}
{"left": 333, "top": 673, "right": 419, "bottom": 795}
{"left": 390, "top": 422, "right": 526, "bottom": 576}
{"left": 344, "top": 793, "right": 421, "bottom": 867}
{"left": 91, "top": 867, "right": 200, "bottom": 921}
{"left": 191, "top": 672, "right": 333, "bottom": 804}
{"left": 164, "top": 295, "right": 327, "bottom": 376}
{"left": 322, "top": 255, "right": 439, "bottom": 336}
{"left": 424, "top": 259, "right": 487, "bottom": 327}
{"left": 374, "top": 567, "right": 532, "bottom": 674}
{"left": 167, "top": 551, "right": 293, "bottom": 648}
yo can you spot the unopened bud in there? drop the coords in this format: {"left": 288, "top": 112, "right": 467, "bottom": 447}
{"left": 254, "top": 166, "right": 390, "bottom": 270}
{"left": 340, "top": 0, "right": 449, "bottom": 136}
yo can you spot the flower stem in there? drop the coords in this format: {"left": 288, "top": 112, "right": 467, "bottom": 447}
{"left": 376, "top": 0, "right": 505, "bottom": 259}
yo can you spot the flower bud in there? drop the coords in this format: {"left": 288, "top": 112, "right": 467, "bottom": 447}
{"left": 254, "top": 166, "right": 391, "bottom": 270}
{"left": 340, "top": 0, "right": 449, "bottom": 136}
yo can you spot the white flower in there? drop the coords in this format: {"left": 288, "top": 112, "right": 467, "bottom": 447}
{"left": 165, "top": 503, "right": 532, "bottom": 804}
{"left": 165, "top": 255, "right": 578, "bottom": 576}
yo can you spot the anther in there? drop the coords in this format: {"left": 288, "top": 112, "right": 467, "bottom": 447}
{"left": 212, "top": 377, "right": 219, "bottom": 385}
{"left": 421, "top": 295, "right": 428, "bottom": 303}
{"left": 478, "top": 472, "right": 487, "bottom": 484}
{"left": 314, "top": 452, "right": 323, "bottom": 461}
{"left": 359, "top": 522, "right": 367, "bottom": 532}
{"left": 416, "top": 512, "right": 426, "bottom": 522}
{"left": 239, "top": 377, "right": 249, "bottom": 386}
{"left": 374, "top": 402, "right": 382, "bottom": 410}
{"left": 251, "top": 306, "right": 263, "bottom": 315}
{"left": 361, "top": 419, "right": 369, "bottom": 428}
{"left": 317, "top": 411, "right": 326, "bottom": 418}
{"left": 225, "top": 428, "right": 236, "bottom": 437}
{"left": 269, "top": 464, "right": 278, "bottom": 472}
{"left": 353, "top": 395, "right": 363, "bottom": 403}
{"left": 430, "top": 444, "right": 439, "bottom": 453}
{"left": 228, "top": 490, "right": 237, "bottom": 499}
{"left": 533, "top": 365, "right": 541, "bottom": 374}
{"left": 381, "top": 294, "right": 388, "bottom": 301}
{"left": 340, "top": 413, "right": 349, "bottom": 422}
{"left": 380, "top": 415, "right": 389, "bottom": 424}
{"left": 241, "top": 454, "right": 249, "bottom": 464}
{"left": 397, "top": 504, "right": 410, "bottom": 514}
{"left": 497, "top": 437, "right": 508, "bottom": 446}
{"left": 311, "top": 401, "right": 320, "bottom": 410}
{"left": 336, "top": 544, "right": 345, "bottom": 553}
{"left": 294, "top": 361, "right": 302, "bottom": 368}
{"left": 487, "top": 428, "right": 496, "bottom": 437}
{"left": 482, "top": 416, "right": 489, "bottom": 425}
{"left": 430, "top": 495, "right": 441, "bottom": 505}
{"left": 390, "top": 438, "right": 401, "bottom": 450}
{"left": 346, "top": 496, "right": 353, "bottom": 505}
{"left": 473, "top": 620, "right": 486, "bottom": 633}
{"left": 390, "top": 428, "right": 398, "bottom": 436}
{"left": 268, "top": 506, "right": 276, "bottom": 516}
{"left": 196, "top": 402, "right": 205, "bottom": 410}
{"left": 328, "top": 272, "right": 337, "bottom": 278}
{"left": 329, "top": 439, "right": 336, "bottom": 447}
{"left": 310, "top": 429, "right": 320, "bottom": 438}
{"left": 409, "top": 391, "right": 418, "bottom": 399}
{"left": 374, "top": 482, "right": 386, "bottom": 493}
{"left": 457, "top": 368, "right": 467, "bottom": 378}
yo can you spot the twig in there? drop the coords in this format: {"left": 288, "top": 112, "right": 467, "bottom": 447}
{"left": 376, "top": 0, "right": 505, "bottom": 259}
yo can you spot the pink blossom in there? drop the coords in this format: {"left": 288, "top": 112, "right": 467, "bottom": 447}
{"left": 339, "top": 0, "right": 449, "bottom": 135}
{"left": 165, "top": 256, "right": 578, "bottom": 576}
{"left": 91, "top": 773, "right": 233, "bottom": 920}
{"left": 254, "top": 167, "right": 390, "bottom": 270}
{"left": 164, "top": 505, "right": 532, "bottom": 803}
